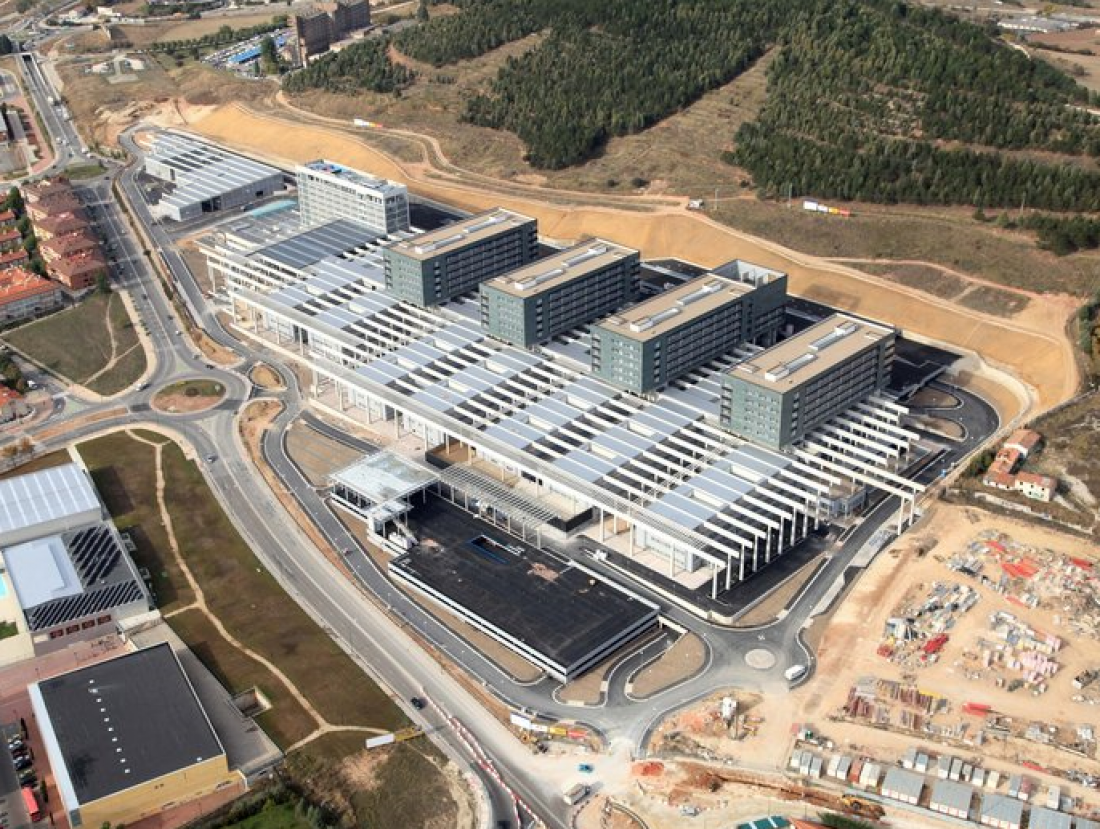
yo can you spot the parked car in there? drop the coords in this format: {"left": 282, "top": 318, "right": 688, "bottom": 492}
{"left": 13, "top": 756, "right": 32, "bottom": 771}
{"left": 410, "top": 697, "right": 426, "bottom": 710}
{"left": 577, "top": 763, "right": 594, "bottom": 774}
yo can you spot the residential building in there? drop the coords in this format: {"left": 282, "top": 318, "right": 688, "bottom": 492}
{"left": 40, "top": 230, "right": 98, "bottom": 262}
{"left": 30, "top": 644, "right": 242, "bottom": 829}
{"left": 480, "top": 239, "right": 639, "bottom": 348}
{"left": 720, "top": 313, "right": 896, "bottom": 450}
{"left": 23, "top": 179, "right": 83, "bottom": 222}
{"left": 590, "top": 264, "right": 788, "bottom": 395}
{"left": 294, "top": 7, "right": 332, "bottom": 59}
{"left": 383, "top": 208, "right": 538, "bottom": 306}
{"left": 0, "top": 267, "right": 62, "bottom": 325}
{"left": 333, "top": 0, "right": 370, "bottom": 37}
{"left": 1014, "top": 471, "right": 1056, "bottom": 502}
{"left": 1004, "top": 428, "right": 1042, "bottom": 458}
{"left": 0, "top": 209, "right": 15, "bottom": 229}
{"left": 144, "top": 133, "right": 284, "bottom": 222}
{"left": 33, "top": 212, "right": 89, "bottom": 240}
{"left": 49, "top": 251, "right": 107, "bottom": 292}
{"left": 297, "top": 159, "right": 409, "bottom": 234}
{"left": 0, "top": 249, "right": 28, "bottom": 271}
{"left": 982, "top": 430, "right": 1056, "bottom": 502}
{"left": 0, "top": 228, "right": 21, "bottom": 253}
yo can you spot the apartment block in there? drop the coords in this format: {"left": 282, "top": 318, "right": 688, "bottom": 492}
{"left": 297, "top": 159, "right": 408, "bottom": 234}
{"left": 294, "top": 7, "right": 332, "bottom": 59}
{"left": 479, "top": 239, "right": 639, "bottom": 348}
{"left": 383, "top": 209, "right": 538, "bottom": 307}
{"left": 333, "top": 0, "right": 370, "bottom": 37}
{"left": 720, "top": 313, "right": 896, "bottom": 449}
{"left": 0, "top": 267, "right": 62, "bottom": 325}
{"left": 590, "top": 263, "right": 787, "bottom": 395}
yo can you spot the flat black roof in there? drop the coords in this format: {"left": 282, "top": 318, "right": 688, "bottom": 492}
{"left": 36, "top": 643, "right": 224, "bottom": 804}
{"left": 393, "top": 500, "right": 656, "bottom": 670}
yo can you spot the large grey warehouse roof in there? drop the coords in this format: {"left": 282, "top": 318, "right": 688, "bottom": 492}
{"left": 33, "top": 643, "right": 225, "bottom": 806}
{"left": 0, "top": 462, "right": 100, "bottom": 538}
{"left": 147, "top": 133, "right": 281, "bottom": 212}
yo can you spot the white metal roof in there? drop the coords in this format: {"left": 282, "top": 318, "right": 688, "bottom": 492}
{"left": 330, "top": 452, "right": 438, "bottom": 505}
{"left": 5, "top": 534, "right": 82, "bottom": 609}
{"left": 0, "top": 463, "right": 100, "bottom": 538}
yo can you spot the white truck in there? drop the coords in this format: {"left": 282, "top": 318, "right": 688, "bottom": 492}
{"left": 563, "top": 783, "right": 590, "bottom": 806}
{"left": 784, "top": 664, "right": 807, "bottom": 683}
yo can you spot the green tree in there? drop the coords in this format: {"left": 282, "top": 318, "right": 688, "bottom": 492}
{"left": 0, "top": 35, "right": 14, "bottom": 56}
{"left": 416, "top": 0, "right": 429, "bottom": 23}
{"left": 259, "top": 35, "right": 279, "bottom": 75}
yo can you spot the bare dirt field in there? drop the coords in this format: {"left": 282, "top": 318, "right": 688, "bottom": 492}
{"left": 1028, "top": 29, "right": 1100, "bottom": 94}
{"left": 284, "top": 421, "right": 361, "bottom": 486}
{"left": 250, "top": 362, "right": 285, "bottom": 391}
{"left": 183, "top": 104, "right": 1077, "bottom": 416}
{"left": 629, "top": 633, "right": 707, "bottom": 699}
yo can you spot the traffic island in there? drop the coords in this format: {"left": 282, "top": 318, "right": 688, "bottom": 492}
{"left": 151, "top": 378, "right": 226, "bottom": 414}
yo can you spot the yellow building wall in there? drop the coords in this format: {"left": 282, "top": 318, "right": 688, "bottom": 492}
{"left": 78, "top": 755, "right": 242, "bottom": 827}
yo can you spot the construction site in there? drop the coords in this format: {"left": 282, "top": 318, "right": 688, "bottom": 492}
{"left": 578, "top": 504, "right": 1100, "bottom": 829}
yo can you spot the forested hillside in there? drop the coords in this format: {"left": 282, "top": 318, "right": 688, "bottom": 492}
{"left": 282, "top": 39, "right": 412, "bottom": 95}
{"left": 287, "top": 0, "right": 1100, "bottom": 210}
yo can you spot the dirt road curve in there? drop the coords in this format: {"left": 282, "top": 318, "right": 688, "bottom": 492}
{"left": 186, "top": 104, "right": 1080, "bottom": 420}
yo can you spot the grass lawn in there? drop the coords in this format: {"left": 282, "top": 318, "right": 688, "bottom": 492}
{"left": 155, "top": 378, "right": 226, "bottom": 399}
{"left": 3, "top": 293, "right": 146, "bottom": 394}
{"left": 0, "top": 621, "right": 17, "bottom": 640}
{"left": 160, "top": 442, "right": 407, "bottom": 734}
{"left": 75, "top": 432, "right": 406, "bottom": 753}
{"left": 221, "top": 801, "right": 314, "bottom": 829}
{"left": 287, "top": 734, "right": 462, "bottom": 829}
{"left": 169, "top": 609, "right": 315, "bottom": 749}
{"left": 77, "top": 433, "right": 194, "bottom": 613}
{"left": 65, "top": 162, "right": 105, "bottom": 180}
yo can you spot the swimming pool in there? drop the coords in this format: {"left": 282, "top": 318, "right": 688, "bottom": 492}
{"left": 248, "top": 199, "right": 297, "bottom": 218}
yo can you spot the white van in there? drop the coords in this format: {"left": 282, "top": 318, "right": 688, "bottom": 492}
{"left": 784, "top": 664, "right": 807, "bottom": 683}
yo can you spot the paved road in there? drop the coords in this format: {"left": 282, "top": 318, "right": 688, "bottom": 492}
{"left": 6, "top": 65, "right": 529, "bottom": 827}
{"left": 7, "top": 65, "right": 1004, "bottom": 827}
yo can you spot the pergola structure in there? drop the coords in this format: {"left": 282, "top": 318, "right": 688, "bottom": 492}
{"left": 213, "top": 223, "right": 926, "bottom": 603}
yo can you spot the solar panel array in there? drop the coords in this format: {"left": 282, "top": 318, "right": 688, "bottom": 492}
{"left": 22, "top": 524, "right": 146, "bottom": 632}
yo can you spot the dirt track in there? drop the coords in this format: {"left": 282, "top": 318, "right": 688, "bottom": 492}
{"left": 184, "top": 103, "right": 1079, "bottom": 418}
